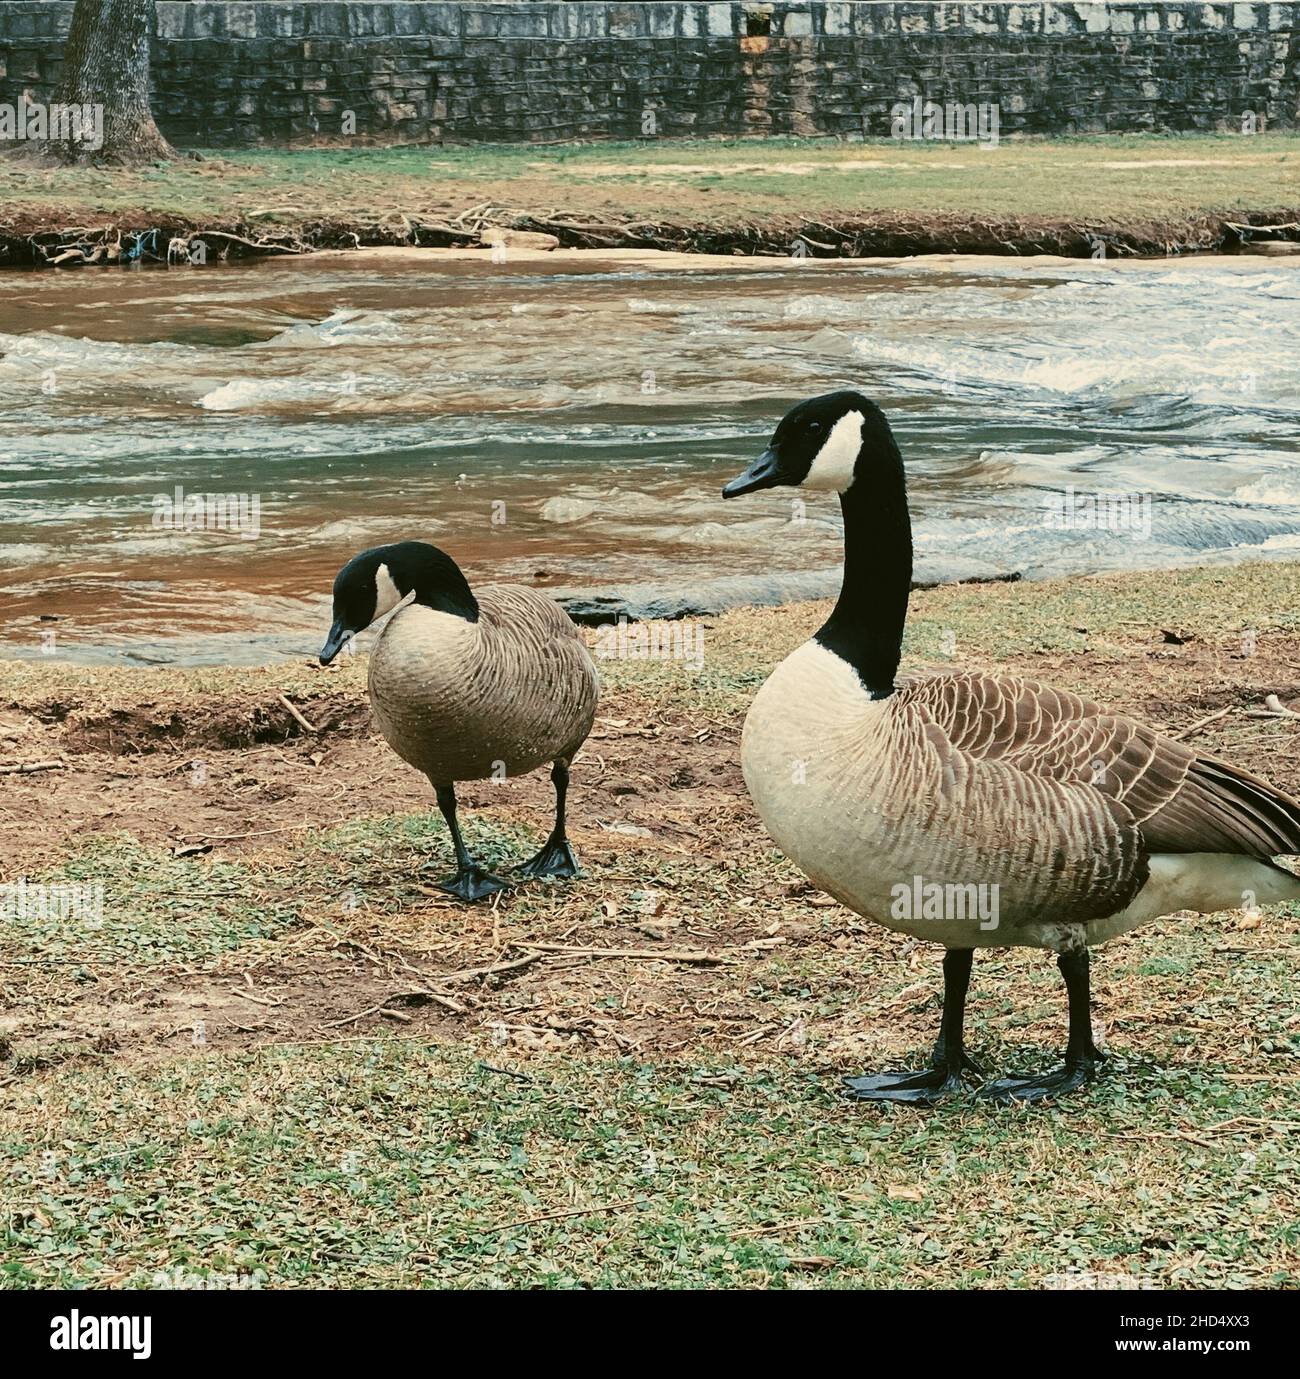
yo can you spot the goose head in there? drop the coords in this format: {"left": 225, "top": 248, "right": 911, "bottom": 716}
{"left": 721, "top": 390, "right": 893, "bottom": 499}
{"left": 319, "top": 540, "right": 477, "bottom": 665}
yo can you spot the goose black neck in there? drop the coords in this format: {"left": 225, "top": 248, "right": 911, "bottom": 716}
{"left": 395, "top": 542, "right": 479, "bottom": 622}
{"left": 814, "top": 444, "right": 912, "bottom": 698}
{"left": 414, "top": 573, "right": 479, "bottom": 622}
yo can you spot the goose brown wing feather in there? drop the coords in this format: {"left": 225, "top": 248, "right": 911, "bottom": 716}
{"left": 370, "top": 583, "right": 598, "bottom": 784}
{"left": 899, "top": 670, "right": 1300, "bottom": 862}
{"left": 1143, "top": 758, "right": 1300, "bottom": 857}
{"left": 896, "top": 698, "right": 1148, "bottom": 927}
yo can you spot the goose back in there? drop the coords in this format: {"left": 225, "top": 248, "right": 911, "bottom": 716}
{"left": 368, "top": 584, "right": 598, "bottom": 784}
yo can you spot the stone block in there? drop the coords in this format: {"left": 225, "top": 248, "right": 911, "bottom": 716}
{"left": 224, "top": 3, "right": 257, "bottom": 40}
{"left": 704, "top": 3, "right": 732, "bottom": 38}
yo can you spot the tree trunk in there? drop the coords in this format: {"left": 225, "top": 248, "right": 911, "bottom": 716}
{"left": 48, "top": 0, "right": 174, "bottom": 164}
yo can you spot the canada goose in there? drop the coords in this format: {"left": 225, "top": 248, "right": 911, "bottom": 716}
{"left": 320, "top": 540, "right": 599, "bottom": 902}
{"left": 722, "top": 391, "right": 1300, "bottom": 1103}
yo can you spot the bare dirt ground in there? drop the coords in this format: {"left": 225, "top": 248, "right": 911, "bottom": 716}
{"left": 1, "top": 679, "right": 760, "bottom": 1061}
{"left": 4, "top": 565, "right": 1298, "bottom": 1077}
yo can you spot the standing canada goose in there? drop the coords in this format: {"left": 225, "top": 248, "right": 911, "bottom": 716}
{"left": 320, "top": 540, "right": 599, "bottom": 902}
{"left": 722, "top": 391, "right": 1300, "bottom": 1103}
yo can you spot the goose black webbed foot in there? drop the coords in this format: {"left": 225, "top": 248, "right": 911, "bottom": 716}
{"left": 843, "top": 1054, "right": 983, "bottom": 1106}
{"left": 845, "top": 948, "right": 980, "bottom": 1105}
{"left": 979, "top": 1052, "right": 1103, "bottom": 1105}
{"left": 513, "top": 760, "right": 581, "bottom": 880}
{"left": 436, "top": 863, "right": 508, "bottom": 904}
{"left": 431, "top": 783, "right": 509, "bottom": 903}
{"left": 980, "top": 949, "right": 1105, "bottom": 1104}
{"left": 512, "top": 835, "right": 580, "bottom": 880}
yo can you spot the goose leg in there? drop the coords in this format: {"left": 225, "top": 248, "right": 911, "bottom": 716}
{"left": 980, "top": 949, "right": 1105, "bottom": 1104}
{"left": 433, "top": 784, "right": 507, "bottom": 902}
{"left": 844, "top": 948, "right": 983, "bottom": 1104}
{"left": 512, "top": 760, "right": 581, "bottom": 880}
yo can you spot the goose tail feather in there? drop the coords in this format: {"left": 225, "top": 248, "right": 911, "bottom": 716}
{"left": 1144, "top": 755, "right": 1300, "bottom": 860}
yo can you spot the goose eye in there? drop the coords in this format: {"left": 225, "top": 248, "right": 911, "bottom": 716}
{"left": 808, "top": 421, "right": 822, "bottom": 434}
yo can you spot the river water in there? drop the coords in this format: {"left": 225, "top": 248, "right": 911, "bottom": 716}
{"left": 1, "top": 249, "right": 1297, "bottom": 665}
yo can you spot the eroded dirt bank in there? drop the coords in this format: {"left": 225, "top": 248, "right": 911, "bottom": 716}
{"left": 4, "top": 205, "right": 1299, "bottom": 268}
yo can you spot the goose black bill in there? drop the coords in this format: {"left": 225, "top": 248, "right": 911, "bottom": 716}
{"left": 319, "top": 619, "right": 351, "bottom": 666}
{"left": 722, "top": 447, "right": 784, "bottom": 498}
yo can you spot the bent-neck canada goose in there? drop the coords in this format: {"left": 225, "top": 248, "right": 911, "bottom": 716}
{"left": 722, "top": 391, "right": 1300, "bottom": 1104}
{"left": 320, "top": 541, "right": 599, "bottom": 902}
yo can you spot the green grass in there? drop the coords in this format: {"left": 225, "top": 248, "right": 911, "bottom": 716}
{"left": 4, "top": 814, "right": 542, "bottom": 1012}
{"left": 11, "top": 837, "right": 299, "bottom": 969}
{"left": 2, "top": 807, "right": 1297, "bottom": 1289}
{"left": 903, "top": 561, "right": 1300, "bottom": 660}
{"left": 2, "top": 133, "right": 1296, "bottom": 226}
{"left": 3, "top": 1042, "right": 1297, "bottom": 1289}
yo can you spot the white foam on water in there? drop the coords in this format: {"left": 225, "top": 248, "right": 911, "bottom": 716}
{"left": 198, "top": 378, "right": 291, "bottom": 411}
{"left": 625, "top": 298, "right": 684, "bottom": 314}
{"left": 0, "top": 542, "right": 55, "bottom": 566}
{"left": 262, "top": 308, "right": 418, "bottom": 349}
{"left": 308, "top": 518, "right": 438, "bottom": 544}
{"left": 0, "top": 331, "right": 215, "bottom": 400}
{"left": 1234, "top": 476, "right": 1300, "bottom": 506}
{"left": 845, "top": 262, "right": 1300, "bottom": 405}
{"left": 196, "top": 376, "right": 374, "bottom": 411}
{"left": 782, "top": 294, "right": 869, "bottom": 321}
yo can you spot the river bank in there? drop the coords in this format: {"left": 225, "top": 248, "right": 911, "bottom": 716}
{"left": 3, "top": 134, "right": 1298, "bottom": 267}
{"left": 2, "top": 561, "right": 1298, "bottom": 1286}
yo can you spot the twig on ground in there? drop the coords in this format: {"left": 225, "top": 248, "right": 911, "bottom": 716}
{"left": 278, "top": 694, "right": 318, "bottom": 733}
{"left": 734, "top": 1216, "right": 838, "bottom": 1238}
{"left": 320, "top": 986, "right": 469, "bottom": 1028}
{"left": 186, "top": 817, "right": 348, "bottom": 842}
{"left": 434, "top": 951, "right": 544, "bottom": 986}
{"left": 1169, "top": 706, "right": 1233, "bottom": 740}
{"left": 478, "top": 1062, "right": 536, "bottom": 1083}
{"left": 1106, "top": 1129, "right": 1219, "bottom": 1150}
{"left": 0, "top": 759, "right": 65, "bottom": 775}
{"left": 227, "top": 988, "right": 284, "bottom": 1008}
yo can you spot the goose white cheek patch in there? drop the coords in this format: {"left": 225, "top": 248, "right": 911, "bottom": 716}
{"left": 803, "top": 410, "right": 864, "bottom": 491}
{"left": 373, "top": 562, "right": 405, "bottom": 620}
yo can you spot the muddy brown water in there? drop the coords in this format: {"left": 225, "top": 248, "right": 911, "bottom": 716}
{"left": 2, "top": 249, "right": 1298, "bottom": 666}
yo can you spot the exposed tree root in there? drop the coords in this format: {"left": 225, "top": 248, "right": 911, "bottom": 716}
{"left": 1, "top": 206, "right": 1296, "bottom": 269}
{"left": 2, "top": 220, "right": 313, "bottom": 267}
{"left": 509, "top": 208, "right": 1300, "bottom": 258}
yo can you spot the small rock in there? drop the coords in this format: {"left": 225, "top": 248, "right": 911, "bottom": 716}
{"left": 480, "top": 228, "right": 559, "bottom": 251}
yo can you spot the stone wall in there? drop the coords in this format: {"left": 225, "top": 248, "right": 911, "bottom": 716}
{"left": 0, "top": 3, "right": 1295, "bottom": 146}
